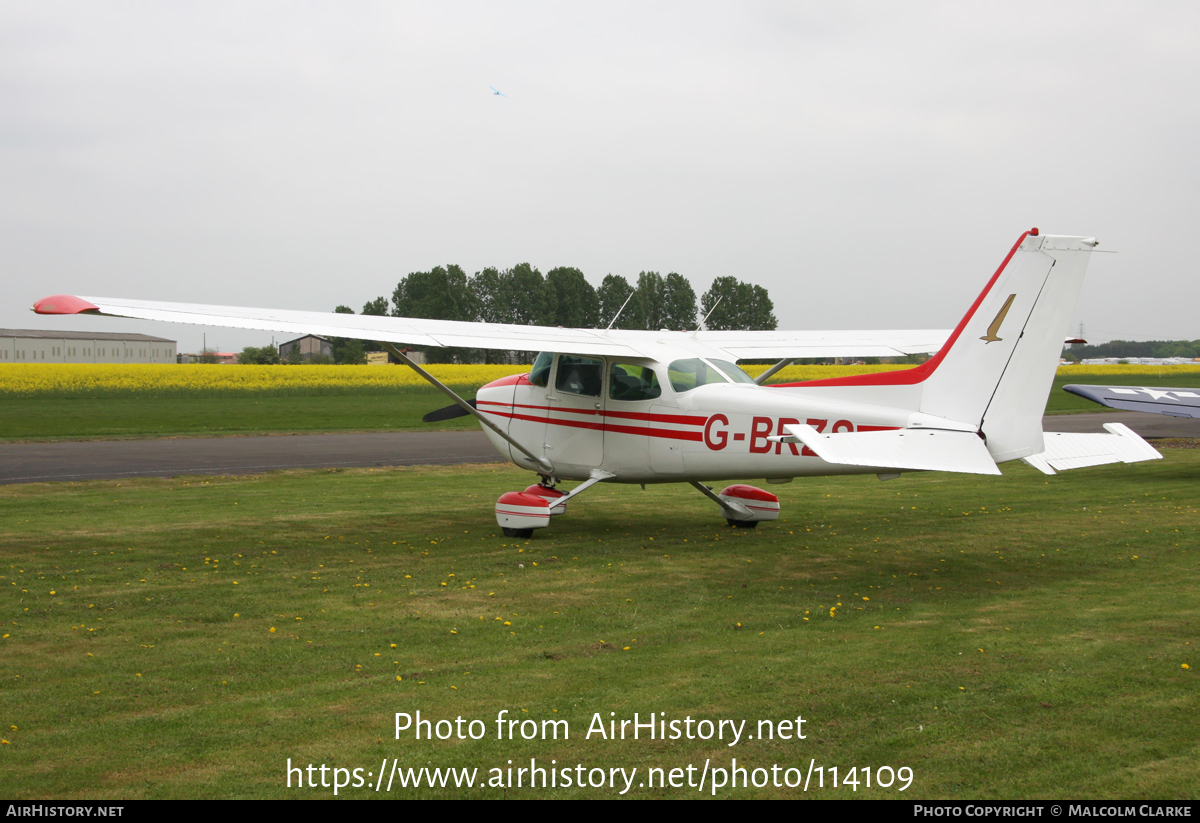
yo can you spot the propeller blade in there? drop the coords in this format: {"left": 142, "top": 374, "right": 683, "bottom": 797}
{"left": 422, "top": 399, "right": 477, "bottom": 423}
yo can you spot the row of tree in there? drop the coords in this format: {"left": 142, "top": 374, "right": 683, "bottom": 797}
{"left": 323, "top": 264, "right": 777, "bottom": 364}
{"left": 1064, "top": 339, "right": 1200, "bottom": 360}
{"left": 385, "top": 265, "right": 776, "bottom": 331}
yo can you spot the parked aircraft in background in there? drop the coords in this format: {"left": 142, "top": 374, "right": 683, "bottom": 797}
{"left": 1065, "top": 384, "right": 1200, "bottom": 419}
{"left": 33, "top": 228, "right": 1160, "bottom": 537}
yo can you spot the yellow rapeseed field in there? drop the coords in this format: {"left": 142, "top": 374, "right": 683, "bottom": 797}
{"left": 2, "top": 362, "right": 1199, "bottom": 397}
{"left": 0, "top": 363, "right": 531, "bottom": 397}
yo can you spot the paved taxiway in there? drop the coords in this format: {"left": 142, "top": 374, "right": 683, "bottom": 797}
{"left": 0, "top": 431, "right": 498, "bottom": 485}
{"left": 0, "top": 412, "right": 1194, "bottom": 485}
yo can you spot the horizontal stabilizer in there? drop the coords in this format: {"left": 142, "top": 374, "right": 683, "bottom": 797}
{"left": 783, "top": 423, "right": 1002, "bottom": 475}
{"left": 1021, "top": 423, "right": 1163, "bottom": 474}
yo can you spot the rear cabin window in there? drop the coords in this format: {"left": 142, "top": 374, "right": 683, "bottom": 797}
{"left": 555, "top": 355, "right": 603, "bottom": 397}
{"left": 609, "top": 364, "right": 661, "bottom": 402}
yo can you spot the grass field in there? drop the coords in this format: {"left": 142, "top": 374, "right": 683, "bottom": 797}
{"left": 3, "top": 364, "right": 1200, "bottom": 441}
{"left": 2, "top": 452, "right": 1197, "bottom": 799}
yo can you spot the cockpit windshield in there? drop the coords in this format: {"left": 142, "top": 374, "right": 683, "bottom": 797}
{"left": 667, "top": 358, "right": 756, "bottom": 392}
{"left": 709, "top": 359, "right": 756, "bottom": 385}
{"left": 529, "top": 352, "right": 553, "bottom": 387}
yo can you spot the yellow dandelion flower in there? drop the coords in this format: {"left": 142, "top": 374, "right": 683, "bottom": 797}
{"left": 269, "top": 627, "right": 276, "bottom": 633}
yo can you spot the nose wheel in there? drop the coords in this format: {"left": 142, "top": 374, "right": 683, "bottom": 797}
{"left": 494, "top": 471, "right": 616, "bottom": 538}
{"left": 726, "top": 518, "right": 759, "bottom": 529}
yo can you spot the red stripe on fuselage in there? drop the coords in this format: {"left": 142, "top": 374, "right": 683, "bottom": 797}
{"left": 480, "top": 407, "right": 704, "bottom": 442}
{"left": 475, "top": 399, "right": 707, "bottom": 426}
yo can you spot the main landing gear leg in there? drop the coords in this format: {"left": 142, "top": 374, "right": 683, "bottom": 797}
{"left": 495, "top": 470, "right": 616, "bottom": 538}
{"left": 689, "top": 482, "right": 781, "bottom": 528}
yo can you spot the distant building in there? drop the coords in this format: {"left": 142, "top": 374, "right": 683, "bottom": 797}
{"left": 177, "top": 352, "right": 239, "bottom": 365}
{"left": 0, "top": 329, "right": 177, "bottom": 364}
{"left": 1079, "top": 357, "right": 1200, "bottom": 366}
{"left": 365, "top": 349, "right": 424, "bottom": 365}
{"left": 279, "top": 334, "right": 333, "bottom": 362}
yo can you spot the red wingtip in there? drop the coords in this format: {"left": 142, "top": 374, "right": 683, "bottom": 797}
{"left": 32, "top": 295, "right": 100, "bottom": 315}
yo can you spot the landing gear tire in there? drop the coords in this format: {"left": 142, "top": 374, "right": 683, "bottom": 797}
{"left": 502, "top": 527, "right": 534, "bottom": 539}
{"left": 726, "top": 519, "right": 759, "bottom": 529}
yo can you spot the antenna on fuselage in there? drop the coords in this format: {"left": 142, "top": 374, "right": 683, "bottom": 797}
{"left": 605, "top": 290, "right": 636, "bottom": 331}
{"left": 693, "top": 296, "right": 723, "bottom": 335}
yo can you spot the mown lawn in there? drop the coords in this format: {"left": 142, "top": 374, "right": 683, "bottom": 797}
{"left": 2, "top": 451, "right": 1196, "bottom": 798}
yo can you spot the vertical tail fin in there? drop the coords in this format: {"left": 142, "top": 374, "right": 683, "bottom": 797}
{"left": 781, "top": 229, "right": 1096, "bottom": 462}
{"left": 973, "top": 235, "right": 1096, "bottom": 461}
{"left": 920, "top": 230, "right": 1096, "bottom": 460}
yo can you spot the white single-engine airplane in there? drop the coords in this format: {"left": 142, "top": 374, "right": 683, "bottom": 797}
{"left": 34, "top": 228, "right": 1161, "bottom": 537}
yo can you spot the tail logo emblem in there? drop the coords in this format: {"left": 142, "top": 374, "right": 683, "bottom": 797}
{"left": 981, "top": 294, "right": 1016, "bottom": 343}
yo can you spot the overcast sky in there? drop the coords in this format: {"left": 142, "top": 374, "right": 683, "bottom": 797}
{"left": 3, "top": 1, "right": 1198, "bottom": 351}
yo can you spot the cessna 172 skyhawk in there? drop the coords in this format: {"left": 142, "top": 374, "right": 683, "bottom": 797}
{"left": 33, "top": 228, "right": 1160, "bottom": 537}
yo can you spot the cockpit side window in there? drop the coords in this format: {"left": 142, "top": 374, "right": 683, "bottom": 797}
{"left": 609, "top": 363, "right": 661, "bottom": 402}
{"left": 667, "top": 358, "right": 728, "bottom": 393}
{"left": 529, "top": 351, "right": 554, "bottom": 387}
{"left": 555, "top": 355, "right": 603, "bottom": 397}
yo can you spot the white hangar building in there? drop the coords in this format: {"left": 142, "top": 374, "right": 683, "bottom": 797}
{"left": 0, "top": 329, "right": 177, "bottom": 364}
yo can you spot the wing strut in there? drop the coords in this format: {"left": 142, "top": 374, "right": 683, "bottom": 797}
{"left": 754, "top": 357, "right": 794, "bottom": 385}
{"left": 382, "top": 343, "right": 554, "bottom": 474}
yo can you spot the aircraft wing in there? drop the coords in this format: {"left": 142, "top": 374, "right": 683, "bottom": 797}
{"left": 32, "top": 294, "right": 948, "bottom": 361}
{"left": 1064, "top": 384, "right": 1200, "bottom": 419}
